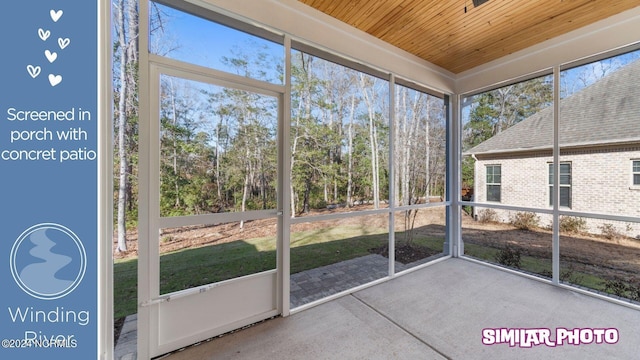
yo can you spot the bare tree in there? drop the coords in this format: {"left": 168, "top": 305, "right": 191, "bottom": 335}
{"left": 114, "top": 0, "right": 131, "bottom": 252}
{"left": 359, "top": 74, "right": 381, "bottom": 209}
{"left": 346, "top": 94, "right": 356, "bottom": 207}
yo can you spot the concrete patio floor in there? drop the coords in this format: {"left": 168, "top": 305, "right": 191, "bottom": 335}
{"left": 158, "top": 258, "right": 640, "bottom": 360}
{"left": 116, "top": 253, "right": 440, "bottom": 359}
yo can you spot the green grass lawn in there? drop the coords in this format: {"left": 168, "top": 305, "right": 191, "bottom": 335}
{"left": 116, "top": 229, "right": 633, "bottom": 320}
{"left": 114, "top": 258, "right": 137, "bottom": 318}
{"left": 114, "top": 225, "right": 445, "bottom": 319}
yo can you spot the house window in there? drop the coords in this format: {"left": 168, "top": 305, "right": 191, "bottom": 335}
{"left": 549, "top": 163, "right": 571, "bottom": 208}
{"left": 486, "top": 165, "right": 501, "bottom": 202}
{"left": 634, "top": 160, "right": 640, "bottom": 186}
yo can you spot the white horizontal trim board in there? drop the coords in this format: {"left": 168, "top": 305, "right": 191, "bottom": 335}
{"left": 159, "top": 210, "right": 279, "bottom": 229}
{"left": 460, "top": 201, "right": 640, "bottom": 224}
{"left": 150, "top": 55, "right": 285, "bottom": 96}
{"left": 392, "top": 202, "right": 450, "bottom": 212}
{"left": 460, "top": 202, "right": 554, "bottom": 215}
{"left": 557, "top": 210, "right": 640, "bottom": 224}
{"left": 290, "top": 202, "right": 449, "bottom": 225}
{"left": 289, "top": 208, "right": 390, "bottom": 224}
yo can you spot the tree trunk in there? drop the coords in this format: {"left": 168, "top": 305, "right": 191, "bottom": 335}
{"left": 347, "top": 95, "right": 355, "bottom": 207}
{"left": 126, "top": 0, "right": 138, "bottom": 64}
{"left": 260, "top": 147, "right": 266, "bottom": 210}
{"left": 115, "top": 0, "right": 139, "bottom": 253}
{"left": 290, "top": 105, "right": 301, "bottom": 217}
{"left": 372, "top": 114, "right": 380, "bottom": 208}
{"left": 359, "top": 74, "right": 379, "bottom": 209}
{"left": 303, "top": 176, "right": 311, "bottom": 213}
{"left": 324, "top": 179, "right": 329, "bottom": 204}
{"left": 424, "top": 100, "right": 431, "bottom": 198}
{"left": 402, "top": 90, "right": 410, "bottom": 206}
{"left": 215, "top": 119, "right": 222, "bottom": 205}
{"left": 115, "top": 0, "right": 128, "bottom": 252}
{"left": 169, "top": 79, "right": 180, "bottom": 208}
{"left": 240, "top": 161, "right": 250, "bottom": 229}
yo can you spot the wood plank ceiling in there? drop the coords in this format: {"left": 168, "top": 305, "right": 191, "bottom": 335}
{"left": 297, "top": 0, "right": 640, "bottom": 74}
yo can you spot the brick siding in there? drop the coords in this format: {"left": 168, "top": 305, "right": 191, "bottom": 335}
{"left": 473, "top": 148, "right": 640, "bottom": 238}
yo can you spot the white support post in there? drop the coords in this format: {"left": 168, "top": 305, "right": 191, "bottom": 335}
{"left": 552, "top": 66, "right": 561, "bottom": 284}
{"left": 448, "top": 94, "right": 462, "bottom": 257}
{"left": 388, "top": 74, "right": 396, "bottom": 276}
{"left": 281, "top": 35, "right": 293, "bottom": 317}
{"left": 137, "top": 0, "right": 152, "bottom": 358}
{"left": 98, "top": 0, "right": 113, "bottom": 358}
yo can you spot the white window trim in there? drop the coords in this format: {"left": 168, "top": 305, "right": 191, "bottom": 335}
{"left": 485, "top": 164, "right": 501, "bottom": 203}
{"left": 549, "top": 162, "right": 572, "bottom": 209}
{"left": 631, "top": 159, "right": 640, "bottom": 190}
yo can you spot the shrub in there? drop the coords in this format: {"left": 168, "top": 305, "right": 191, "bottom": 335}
{"left": 510, "top": 212, "right": 539, "bottom": 230}
{"left": 309, "top": 198, "right": 327, "bottom": 211}
{"left": 539, "top": 265, "right": 583, "bottom": 284}
{"left": 599, "top": 223, "right": 622, "bottom": 240}
{"left": 603, "top": 277, "right": 629, "bottom": 297}
{"left": 478, "top": 209, "right": 498, "bottom": 223}
{"left": 628, "top": 283, "right": 640, "bottom": 302}
{"left": 626, "top": 223, "right": 633, "bottom": 232}
{"left": 559, "top": 264, "right": 583, "bottom": 284}
{"left": 539, "top": 269, "right": 552, "bottom": 278}
{"left": 558, "top": 216, "right": 586, "bottom": 234}
{"left": 602, "top": 278, "right": 640, "bottom": 302}
{"left": 494, "top": 245, "right": 521, "bottom": 268}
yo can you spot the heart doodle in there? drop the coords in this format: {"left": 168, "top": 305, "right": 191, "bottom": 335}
{"left": 48, "top": 74, "right": 62, "bottom": 87}
{"left": 50, "top": 9, "right": 63, "bottom": 22}
{"left": 58, "top": 38, "right": 70, "bottom": 50}
{"left": 27, "top": 65, "right": 41, "bottom": 79}
{"left": 45, "top": 50, "right": 57, "bottom": 63}
{"left": 38, "top": 28, "right": 50, "bottom": 41}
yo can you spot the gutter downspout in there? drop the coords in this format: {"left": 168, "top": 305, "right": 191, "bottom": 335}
{"left": 471, "top": 153, "right": 478, "bottom": 221}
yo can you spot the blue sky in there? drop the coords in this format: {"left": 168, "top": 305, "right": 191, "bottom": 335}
{"left": 150, "top": 2, "right": 283, "bottom": 83}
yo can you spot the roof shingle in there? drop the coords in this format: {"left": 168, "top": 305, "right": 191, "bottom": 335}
{"left": 467, "top": 59, "right": 640, "bottom": 155}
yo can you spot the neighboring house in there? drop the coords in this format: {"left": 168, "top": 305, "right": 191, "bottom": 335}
{"left": 466, "top": 60, "right": 640, "bottom": 238}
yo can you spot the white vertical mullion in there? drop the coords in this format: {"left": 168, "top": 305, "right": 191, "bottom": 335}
{"left": 98, "top": 0, "right": 113, "bottom": 358}
{"left": 388, "top": 75, "right": 396, "bottom": 276}
{"left": 451, "top": 94, "right": 461, "bottom": 257}
{"left": 148, "top": 66, "right": 162, "bottom": 306}
{"left": 137, "top": 0, "right": 153, "bottom": 358}
{"left": 552, "top": 66, "right": 561, "bottom": 284}
{"left": 281, "top": 35, "right": 292, "bottom": 317}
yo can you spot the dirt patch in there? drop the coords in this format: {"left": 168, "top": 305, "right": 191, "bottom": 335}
{"left": 370, "top": 244, "right": 440, "bottom": 264}
{"left": 462, "top": 214, "right": 640, "bottom": 282}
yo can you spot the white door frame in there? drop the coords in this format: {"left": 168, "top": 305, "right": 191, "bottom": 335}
{"left": 138, "top": 57, "right": 286, "bottom": 358}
